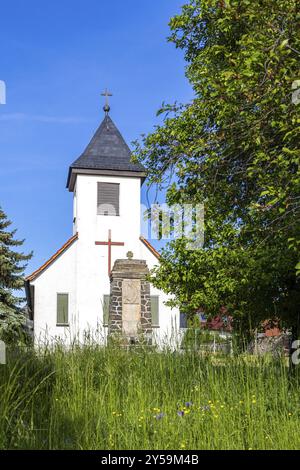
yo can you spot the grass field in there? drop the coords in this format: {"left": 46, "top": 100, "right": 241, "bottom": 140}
{"left": 0, "top": 345, "right": 299, "bottom": 450}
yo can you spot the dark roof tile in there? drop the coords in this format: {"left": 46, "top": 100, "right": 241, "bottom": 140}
{"left": 69, "top": 114, "right": 145, "bottom": 174}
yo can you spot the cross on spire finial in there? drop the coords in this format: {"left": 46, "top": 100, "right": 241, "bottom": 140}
{"left": 101, "top": 88, "right": 112, "bottom": 114}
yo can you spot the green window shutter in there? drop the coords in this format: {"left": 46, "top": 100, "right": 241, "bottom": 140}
{"left": 103, "top": 295, "right": 110, "bottom": 326}
{"left": 151, "top": 296, "right": 159, "bottom": 327}
{"left": 57, "top": 293, "right": 69, "bottom": 325}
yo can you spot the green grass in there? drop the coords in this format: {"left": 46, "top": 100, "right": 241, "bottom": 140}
{"left": 0, "top": 345, "right": 299, "bottom": 450}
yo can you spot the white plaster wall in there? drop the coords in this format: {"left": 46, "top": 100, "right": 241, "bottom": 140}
{"left": 32, "top": 240, "right": 78, "bottom": 346}
{"left": 74, "top": 174, "right": 143, "bottom": 339}
{"left": 32, "top": 173, "right": 180, "bottom": 348}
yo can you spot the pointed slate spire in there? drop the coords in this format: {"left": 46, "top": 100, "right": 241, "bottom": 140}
{"left": 67, "top": 111, "right": 146, "bottom": 191}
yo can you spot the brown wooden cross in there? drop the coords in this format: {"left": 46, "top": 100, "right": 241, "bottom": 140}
{"left": 95, "top": 229, "right": 124, "bottom": 276}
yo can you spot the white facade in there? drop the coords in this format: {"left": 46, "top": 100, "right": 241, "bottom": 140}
{"left": 28, "top": 173, "right": 180, "bottom": 348}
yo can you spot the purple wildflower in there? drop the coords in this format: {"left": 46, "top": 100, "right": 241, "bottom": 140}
{"left": 177, "top": 410, "right": 185, "bottom": 417}
{"left": 185, "top": 402, "right": 193, "bottom": 408}
{"left": 155, "top": 412, "right": 165, "bottom": 420}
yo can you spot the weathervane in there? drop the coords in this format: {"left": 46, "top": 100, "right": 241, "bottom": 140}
{"left": 101, "top": 88, "right": 112, "bottom": 114}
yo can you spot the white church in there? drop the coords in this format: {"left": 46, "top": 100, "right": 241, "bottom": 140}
{"left": 25, "top": 94, "right": 180, "bottom": 347}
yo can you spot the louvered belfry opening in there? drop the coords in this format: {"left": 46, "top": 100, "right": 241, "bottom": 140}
{"left": 97, "top": 182, "right": 120, "bottom": 216}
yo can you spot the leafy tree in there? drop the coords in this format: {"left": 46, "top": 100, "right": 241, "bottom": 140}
{"left": 0, "top": 207, "right": 32, "bottom": 342}
{"left": 134, "top": 0, "right": 300, "bottom": 338}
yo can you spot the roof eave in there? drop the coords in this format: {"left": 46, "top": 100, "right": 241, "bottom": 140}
{"left": 67, "top": 167, "right": 147, "bottom": 192}
{"left": 139, "top": 236, "right": 161, "bottom": 260}
{"left": 26, "top": 233, "right": 79, "bottom": 282}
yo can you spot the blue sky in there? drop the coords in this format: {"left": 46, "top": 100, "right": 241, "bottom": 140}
{"left": 0, "top": 0, "right": 192, "bottom": 276}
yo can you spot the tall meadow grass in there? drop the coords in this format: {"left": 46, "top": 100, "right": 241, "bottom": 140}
{"left": 0, "top": 345, "right": 299, "bottom": 450}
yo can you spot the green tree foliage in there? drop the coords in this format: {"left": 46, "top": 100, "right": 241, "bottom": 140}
{"left": 134, "top": 0, "right": 300, "bottom": 334}
{"left": 0, "top": 207, "right": 32, "bottom": 342}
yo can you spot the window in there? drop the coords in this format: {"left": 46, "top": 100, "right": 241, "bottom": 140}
{"left": 180, "top": 312, "right": 187, "bottom": 329}
{"left": 57, "top": 293, "right": 69, "bottom": 326}
{"left": 97, "top": 182, "right": 119, "bottom": 216}
{"left": 103, "top": 294, "right": 110, "bottom": 327}
{"left": 151, "top": 296, "right": 159, "bottom": 327}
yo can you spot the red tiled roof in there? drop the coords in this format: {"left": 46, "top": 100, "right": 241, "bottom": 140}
{"left": 139, "top": 236, "right": 160, "bottom": 260}
{"left": 26, "top": 233, "right": 78, "bottom": 282}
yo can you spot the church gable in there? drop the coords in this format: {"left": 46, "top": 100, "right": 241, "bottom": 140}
{"left": 26, "top": 233, "right": 78, "bottom": 282}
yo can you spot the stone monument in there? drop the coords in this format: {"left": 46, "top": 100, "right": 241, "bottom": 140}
{"left": 109, "top": 253, "right": 152, "bottom": 342}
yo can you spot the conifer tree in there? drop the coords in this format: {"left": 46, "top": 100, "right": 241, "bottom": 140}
{"left": 0, "top": 207, "right": 32, "bottom": 341}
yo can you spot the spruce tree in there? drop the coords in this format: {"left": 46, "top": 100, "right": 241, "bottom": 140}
{"left": 0, "top": 206, "right": 32, "bottom": 341}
